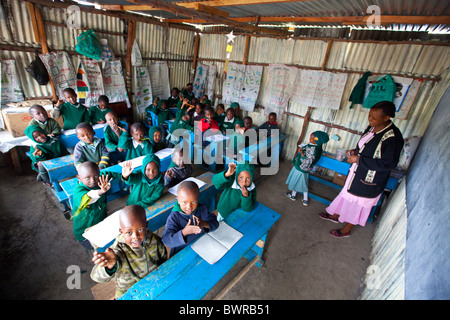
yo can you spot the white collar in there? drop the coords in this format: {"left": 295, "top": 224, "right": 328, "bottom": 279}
{"left": 132, "top": 139, "right": 144, "bottom": 149}
{"left": 231, "top": 179, "right": 256, "bottom": 192}
{"left": 224, "top": 117, "right": 234, "bottom": 123}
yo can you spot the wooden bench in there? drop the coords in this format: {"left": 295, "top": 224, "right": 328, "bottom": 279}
{"left": 119, "top": 201, "right": 281, "bottom": 300}
{"left": 309, "top": 152, "right": 402, "bottom": 223}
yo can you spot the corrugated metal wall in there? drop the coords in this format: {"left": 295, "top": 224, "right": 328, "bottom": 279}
{"left": 197, "top": 33, "right": 450, "bottom": 159}
{"left": 359, "top": 178, "right": 407, "bottom": 300}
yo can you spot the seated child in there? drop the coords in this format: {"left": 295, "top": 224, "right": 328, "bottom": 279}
{"left": 104, "top": 112, "right": 127, "bottom": 164}
{"left": 73, "top": 122, "right": 110, "bottom": 170}
{"left": 24, "top": 125, "right": 68, "bottom": 186}
{"left": 148, "top": 126, "right": 167, "bottom": 153}
{"left": 228, "top": 117, "right": 256, "bottom": 157}
{"left": 91, "top": 204, "right": 167, "bottom": 299}
{"left": 51, "top": 87, "right": 89, "bottom": 130}
{"left": 164, "top": 148, "right": 193, "bottom": 189}
{"left": 114, "top": 153, "right": 165, "bottom": 208}
{"left": 89, "top": 95, "right": 113, "bottom": 124}
{"left": 118, "top": 123, "right": 154, "bottom": 161}
{"left": 214, "top": 103, "right": 226, "bottom": 127}
{"left": 167, "top": 87, "right": 180, "bottom": 108}
{"left": 200, "top": 95, "right": 211, "bottom": 107}
{"left": 230, "top": 102, "right": 244, "bottom": 127}
{"left": 167, "top": 104, "right": 193, "bottom": 146}
{"left": 257, "top": 112, "right": 279, "bottom": 137}
{"left": 162, "top": 180, "right": 219, "bottom": 257}
{"left": 212, "top": 162, "right": 257, "bottom": 221}
{"left": 220, "top": 108, "right": 238, "bottom": 134}
{"left": 155, "top": 100, "right": 173, "bottom": 140}
{"left": 28, "top": 105, "right": 61, "bottom": 137}
{"left": 72, "top": 161, "right": 111, "bottom": 250}
{"left": 189, "top": 102, "right": 204, "bottom": 126}
{"left": 180, "top": 82, "right": 195, "bottom": 102}
{"left": 197, "top": 106, "right": 220, "bottom": 147}
{"left": 286, "top": 131, "right": 329, "bottom": 206}
{"left": 144, "top": 97, "right": 160, "bottom": 127}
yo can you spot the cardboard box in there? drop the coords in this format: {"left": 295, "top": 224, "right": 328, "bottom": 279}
{"left": 2, "top": 100, "right": 63, "bottom": 138}
{"left": 332, "top": 172, "right": 347, "bottom": 187}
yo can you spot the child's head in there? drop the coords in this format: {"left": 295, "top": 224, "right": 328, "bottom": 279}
{"left": 142, "top": 154, "right": 160, "bottom": 181}
{"left": 172, "top": 148, "right": 185, "bottom": 168}
{"left": 63, "top": 88, "right": 77, "bottom": 105}
{"left": 231, "top": 102, "right": 240, "bottom": 115}
{"left": 217, "top": 104, "right": 225, "bottom": 115}
{"left": 29, "top": 105, "right": 48, "bottom": 123}
{"left": 204, "top": 106, "right": 214, "bottom": 120}
{"left": 185, "top": 83, "right": 193, "bottom": 92}
{"left": 226, "top": 108, "right": 234, "bottom": 120}
{"left": 200, "top": 95, "right": 208, "bottom": 103}
{"left": 97, "top": 95, "right": 109, "bottom": 110}
{"left": 268, "top": 112, "right": 277, "bottom": 123}
{"left": 119, "top": 205, "right": 148, "bottom": 248}
{"left": 76, "top": 122, "right": 95, "bottom": 144}
{"left": 182, "top": 113, "right": 191, "bottom": 122}
{"left": 195, "top": 103, "right": 204, "bottom": 115}
{"left": 160, "top": 101, "right": 167, "bottom": 110}
{"left": 177, "top": 180, "right": 200, "bottom": 215}
{"left": 149, "top": 126, "right": 162, "bottom": 144}
{"left": 130, "top": 123, "right": 146, "bottom": 143}
{"left": 171, "top": 87, "right": 180, "bottom": 97}
{"left": 311, "top": 131, "right": 330, "bottom": 146}
{"left": 236, "top": 163, "right": 255, "bottom": 188}
{"left": 105, "top": 112, "right": 119, "bottom": 127}
{"left": 77, "top": 161, "right": 100, "bottom": 189}
{"left": 32, "top": 130, "right": 48, "bottom": 144}
{"left": 244, "top": 116, "right": 253, "bottom": 130}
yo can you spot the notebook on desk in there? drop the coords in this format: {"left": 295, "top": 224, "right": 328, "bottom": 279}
{"left": 191, "top": 221, "right": 243, "bottom": 265}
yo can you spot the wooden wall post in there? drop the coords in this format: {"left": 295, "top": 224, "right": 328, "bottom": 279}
{"left": 29, "top": 3, "right": 57, "bottom": 102}
{"left": 125, "top": 19, "right": 136, "bottom": 122}
{"left": 191, "top": 32, "right": 201, "bottom": 82}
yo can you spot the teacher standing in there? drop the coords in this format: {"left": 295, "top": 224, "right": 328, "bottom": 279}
{"left": 319, "top": 101, "right": 404, "bottom": 238}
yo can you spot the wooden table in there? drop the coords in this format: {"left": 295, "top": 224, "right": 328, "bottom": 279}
{"left": 119, "top": 202, "right": 281, "bottom": 300}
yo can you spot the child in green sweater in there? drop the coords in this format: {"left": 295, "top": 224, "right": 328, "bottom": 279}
{"left": 148, "top": 126, "right": 168, "bottom": 153}
{"left": 51, "top": 87, "right": 90, "bottom": 130}
{"left": 72, "top": 161, "right": 112, "bottom": 250}
{"left": 118, "top": 123, "right": 154, "bottom": 161}
{"left": 74, "top": 122, "right": 110, "bottom": 170}
{"left": 212, "top": 162, "right": 257, "bottom": 221}
{"left": 28, "top": 105, "right": 61, "bottom": 137}
{"left": 104, "top": 112, "right": 127, "bottom": 164}
{"left": 24, "top": 125, "right": 68, "bottom": 186}
{"left": 89, "top": 95, "right": 113, "bottom": 124}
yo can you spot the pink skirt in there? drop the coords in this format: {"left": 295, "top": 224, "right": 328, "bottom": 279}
{"left": 326, "top": 163, "right": 381, "bottom": 227}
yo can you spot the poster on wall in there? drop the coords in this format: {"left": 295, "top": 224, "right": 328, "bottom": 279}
{"left": 134, "top": 66, "right": 153, "bottom": 114}
{"left": 206, "top": 64, "right": 216, "bottom": 102}
{"left": 149, "top": 61, "right": 170, "bottom": 100}
{"left": 99, "top": 38, "right": 115, "bottom": 62}
{"left": 102, "top": 59, "right": 130, "bottom": 108}
{"left": 39, "top": 51, "right": 77, "bottom": 99}
{"left": 238, "top": 65, "right": 263, "bottom": 112}
{"left": 292, "top": 69, "right": 348, "bottom": 110}
{"left": 76, "top": 59, "right": 104, "bottom": 108}
{"left": 222, "top": 62, "right": 246, "bottom": 106}
{"left": 193, "top": 63, "right": 209, "bottom": 99}
{"left": 264, "top": 64, "right": 298, "bottom": 118}
{"left": 1, "top": 60, "right": 24, "bottom": 104}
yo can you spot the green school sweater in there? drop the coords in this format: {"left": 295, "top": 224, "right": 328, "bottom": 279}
{"left": 121, "top": 154, "right": 164, "bottom": 208}
{"left": 148, "top": 126, "right": 167, "bottom": 153}
{"left": 156, "top": 107, "right": 172, "bottom": 125}
{"left": 104, "top": 123, "right": 126, "bottom": 151}
{"left": 24, "top": 125, "right": 68, "bottom": 171}
{"left": 117, "top": 131, "right": 154, "bottom": 161}
{"left": 212, "top": 163, "right": 257, "bottom": 219}
{"left": 28, "top": 118, "right": 61, "bottom": 136}
{"left": 73, "top": 137, "right": 110, "bottom": 170}
{"left": 169, "top": 108, "right": 193, "bottom": 134}
{"left": 56, "top": 102, "right": 90, "bottom": 130}
{"left": 89, "top": 105, "right": 113, "bottom": 124}
{"left": 72, "top": 180, "right": 108, "bottom": 242}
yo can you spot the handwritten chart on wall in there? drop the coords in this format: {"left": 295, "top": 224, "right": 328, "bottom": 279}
{"left": 239, "top": 65, "right": 263, "bottom": 112}
{"left": 134, "top": 66, "right": 153, "bottom": 114}
{"left": 193, "top": 63, "right": 209, "bottom": 99}
{"left": 39, "top": 51, "right": 77, "bottom": 99}
{"left": 292, "top": 69, "right": 348, "bottom": 110}
{"left": 264, "top": 64, "right": 298, "bottom": 117}
{"left": 149, "top": 61, "right": 170, "bottom": 100}
{"left": 1, "top": 60, "right": 24, "bottom": 103}
{"left": 77, "top": 59, "right": 104, "bottom": 107}
{"left": 222, "top": 62, "right": 246, "bottom": 107}
{"left": 102, "top": 59, "right": 130, "bottom": 108}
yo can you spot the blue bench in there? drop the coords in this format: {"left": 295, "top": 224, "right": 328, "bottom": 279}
{"left": 309, "top": 152, "right": 401, "bottom": 223}
{"left": 119, "top": 201, "right": 281, "bottom": 300}
{"left": 59, "top": 123, "right": 107, "bottom": 150}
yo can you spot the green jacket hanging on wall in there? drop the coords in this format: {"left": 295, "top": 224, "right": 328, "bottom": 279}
{"left": 362, "top": 74, "right": 397, "bottom": 109}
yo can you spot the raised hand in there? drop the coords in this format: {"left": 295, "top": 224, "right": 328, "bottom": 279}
{"left": 225, "top": 162, "right": 237, "bottom": 178}
{"left": 181, "top": 217, "right": 201, "bottom": 237}
{"left": 121, "top": 160, "right": 134, "bottom": 179}
{"left": 92, "top": 248, "right": 117, "bottom": 270}
{"left": 98, "top": 174, "right": 112, "bottom": 194}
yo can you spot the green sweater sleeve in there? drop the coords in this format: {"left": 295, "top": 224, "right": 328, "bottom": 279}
{"left": 135, "top": 183, "right": 164, "bottom": 208}
{"left": 212, "top": 171, "right": 234, "bottom": 190}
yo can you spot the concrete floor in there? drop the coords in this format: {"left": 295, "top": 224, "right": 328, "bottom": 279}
{"left": 0, "top": 159, "right": 375, "bottom": 300}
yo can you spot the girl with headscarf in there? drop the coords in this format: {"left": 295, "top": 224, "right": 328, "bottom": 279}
{"left": 286, "top": 130, "right": 329, "bottom": 206}
{"left": 212, "top": 162, "right": 257, "bottom": 221}
{"left": 148, "top": 126, "right": 167, "bottom": 153}
{"left": 24, "top": 125, "right": 68, "bottom": 186}
{"left": 319, "top": 101, "right": 404, "bottom": 238}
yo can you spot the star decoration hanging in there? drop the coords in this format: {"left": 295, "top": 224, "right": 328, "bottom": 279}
{"left": 226, "top": 30, "right": 236, "bottom": 43}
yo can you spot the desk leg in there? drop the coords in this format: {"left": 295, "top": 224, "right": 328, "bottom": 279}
{"left": 245, "top": 233, "right": 267, "bottom": 268}
{"left": 10, "top": 147, "right": 23, "bottom": 175}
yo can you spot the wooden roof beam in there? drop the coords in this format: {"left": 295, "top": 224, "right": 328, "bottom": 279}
{"left": 175, "top": 0, "right": 313, "bottom": 8}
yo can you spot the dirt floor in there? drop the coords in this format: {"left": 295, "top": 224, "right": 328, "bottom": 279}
{"left": 0, "top": 159, "right": 375, "bottom": 300}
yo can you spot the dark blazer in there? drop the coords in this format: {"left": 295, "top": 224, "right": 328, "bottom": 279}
{"left": 347, "top": 122, "right": 404, "bottom": 198}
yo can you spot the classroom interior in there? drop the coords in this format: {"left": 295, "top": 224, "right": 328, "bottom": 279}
{"left": 0, "top": 0, "right": 449, "bottom": 301}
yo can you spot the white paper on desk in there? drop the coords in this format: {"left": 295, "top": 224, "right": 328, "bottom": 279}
{"left": 154, "top": 147, "right": 174, "bottom": 159}
{"left": 191, "top": 221, "right": 243, "bottom": 264}
{"left": 82, "top": 209, "right": 122, "bottom": 248}
{"left": 206, "top": 135, "right": 229, "bottom": 143}
{"left": 118, "top": 148, "right": 174, "bottom": 169}
{"left": 168, "top": 177, "right": 206, "bottom": 196}
{"left": 119, "top": 155, "right": 145, "bottom": 168}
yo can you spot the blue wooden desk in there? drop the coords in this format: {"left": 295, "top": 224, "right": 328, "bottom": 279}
{"left": 59, "top": 124, "right": 107, "bottom": 149}
{"left": 310, "top": 152, "right": 401, "bottom": 222}
{"left": 239, "top": 133, "right": 287, "bottom": 163}
{"left": 119, "top": 202, "right": 281, "bottom": 300}
{"left": 41, "top": 154, "right": 77, "bottom": 191}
